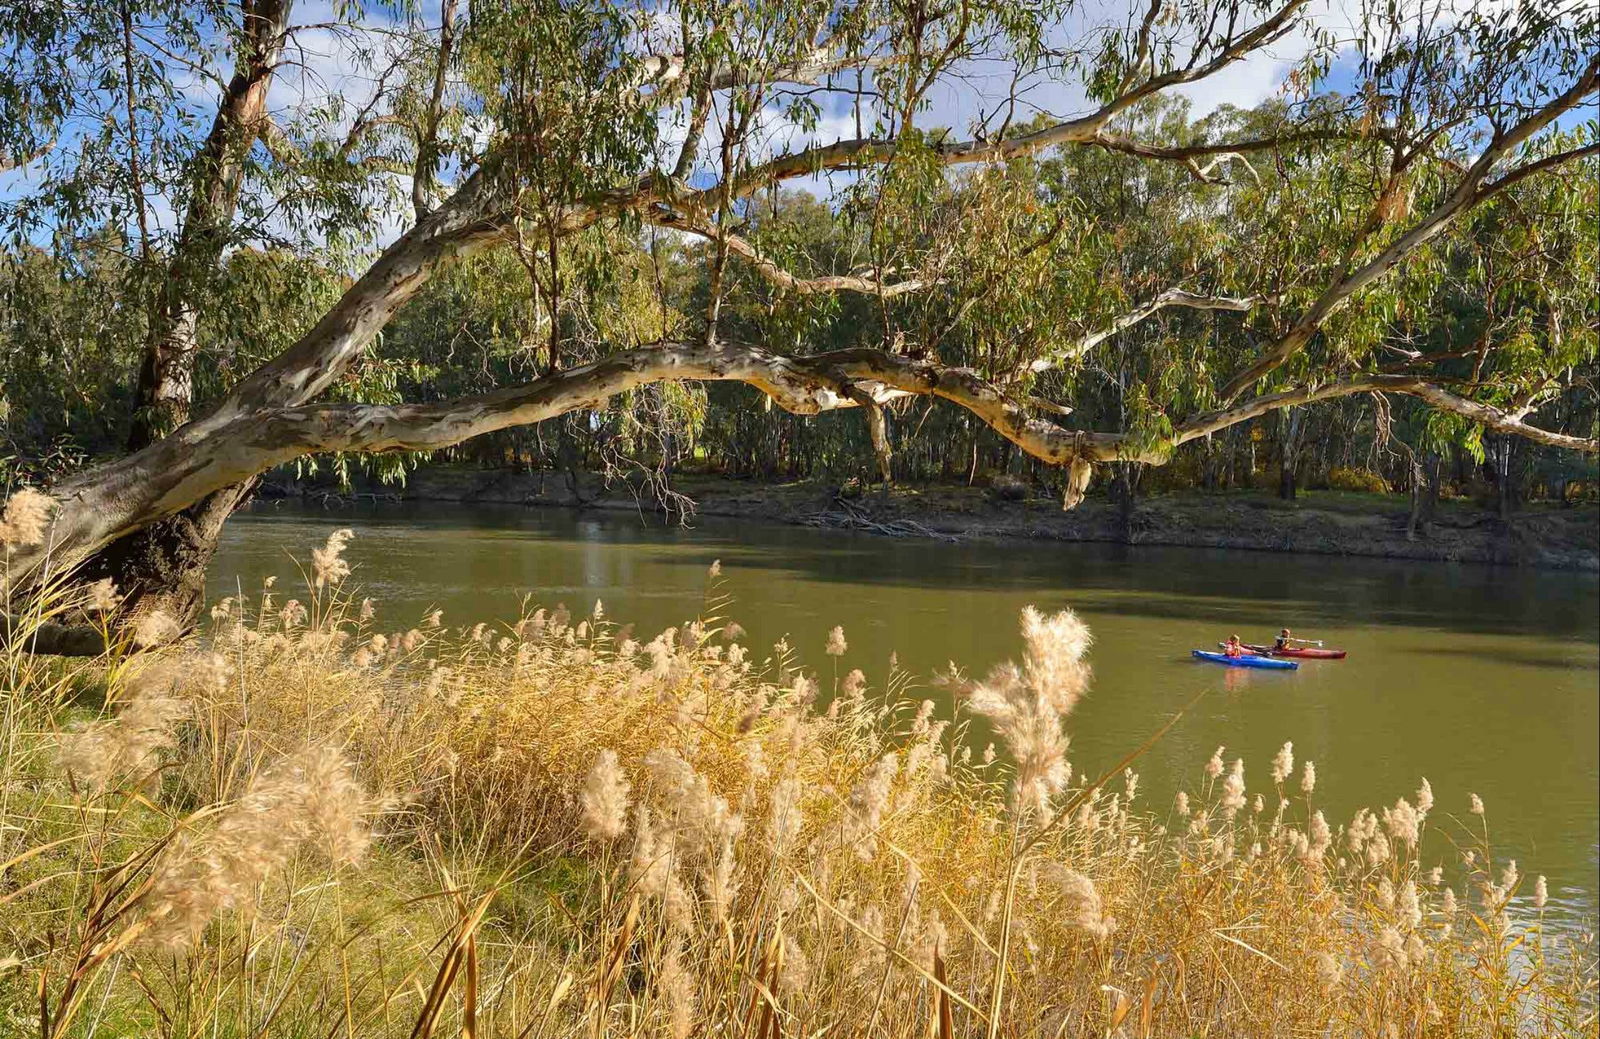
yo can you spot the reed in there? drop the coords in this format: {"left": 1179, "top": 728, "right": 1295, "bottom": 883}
{"left": 0, "top": 538, "right": 1592, "bottom": 1037}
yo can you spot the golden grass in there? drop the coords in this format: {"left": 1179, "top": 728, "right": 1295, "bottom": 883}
{"left": 0, "top": 552, "right": 1593, "bottom": 1037}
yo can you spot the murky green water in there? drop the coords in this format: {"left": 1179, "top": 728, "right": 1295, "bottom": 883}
{"left": 215, "top": 501, "right": 1599, "bottom": 924}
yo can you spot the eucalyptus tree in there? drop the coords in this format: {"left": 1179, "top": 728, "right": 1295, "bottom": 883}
{"left": 2, "top": 0, "right": 1596, "bottom": 645}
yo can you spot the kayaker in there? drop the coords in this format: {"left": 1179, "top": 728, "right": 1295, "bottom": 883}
{"left": 1273, "top": 628, "right": 1293, "bottom": 651}
{"left": 1224, "top": 635, "right": 1244, "bottom": 658}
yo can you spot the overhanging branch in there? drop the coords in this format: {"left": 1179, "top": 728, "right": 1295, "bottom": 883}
{"left": 1023, "top": 288, "right": 1272, "bottom": 374}
{"left": 1175, "top": 375, "right": 1597, "bottom": 454}
{"left": 643, "top": 205, "right": 932, "bottom": 297}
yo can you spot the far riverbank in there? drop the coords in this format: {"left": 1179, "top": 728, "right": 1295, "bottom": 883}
{"left": 261, "top": 466, "right": 1600, "bottom": 571}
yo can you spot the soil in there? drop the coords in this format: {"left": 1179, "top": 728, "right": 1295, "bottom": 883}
{"left": 261, "top": 467, "right": 1600, "bottom": 572}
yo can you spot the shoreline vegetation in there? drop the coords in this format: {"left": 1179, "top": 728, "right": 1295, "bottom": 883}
{"left": 3, "top": 532, "right": 1592, "bottom": 1037}
{"left": 264, "top": 467, "right": 1600, "bottom": 572}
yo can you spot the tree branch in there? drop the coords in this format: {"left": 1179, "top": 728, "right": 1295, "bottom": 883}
{"left": 1099, "top": 0, "right": 1312, "bottom": 118}
{"left": 0, "top": 138, "right": 55, "bottom": 174}
{"left": 1473, "top": 142, "right": 1600, "bottom": 203}
{"left": 1023, "top": 288, "right": 1272, "bottom": 374}
{"left": 412, "top": 0, "right": 460, "bottom": 217}
{"left": 643, "top": 206, "right": 931, "bottom": 297}
{"left": 1175, "top": 374, "right": 1597, "bottom": 453}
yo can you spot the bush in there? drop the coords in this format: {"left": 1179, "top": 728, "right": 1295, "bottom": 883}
{"left": 987, "top": 473, "right": 1029, "bottom": 501}
{"left": 1327, "top": 466, "right": 1392, "bottom": 494}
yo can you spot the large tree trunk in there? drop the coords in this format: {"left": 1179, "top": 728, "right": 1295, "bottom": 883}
{"left": 1110, "top": 461, "right": 1142, "bottom": 542}
{"left": 75, "top": 484, "right": 256, "bottom": 638}
{"left": 127, "top": 0, "right": 293, "bottom": 447}
{"left": 87, "top": 0, "right": 295, "bottom": 640}
{"left": 1403, "top": 451, "right": 1441, "bottom": 541}
{"left": 1489, "top": 436, "right": 1522, "bottom": 523}
{"left": 1277, "top": 407, "right": 1302, "bottom": 501}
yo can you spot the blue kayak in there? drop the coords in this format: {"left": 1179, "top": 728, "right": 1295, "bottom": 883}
{"left": 1191, "top": 650, "right": 1298, "bottom": 670}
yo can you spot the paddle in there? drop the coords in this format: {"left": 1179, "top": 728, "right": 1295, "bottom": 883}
{"left": 1222, "top": 637, "right": 1327, "bottom": 650}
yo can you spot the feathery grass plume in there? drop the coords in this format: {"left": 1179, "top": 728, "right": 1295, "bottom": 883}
{"left": 311, "top": 528, "right": 354, "bottom": 587}
{"left": 657, "top": 938, "right": 696, "bottom": 1039}
{"left": 643, "top": 748, "right": 740, "bottom": 854}
{"left": 825, "top": 625, "right": 848, "bottom": 657}
{"left": 842, "top": 752, "right": 898, "bottom": 860}
{"left": 965, "top": 606, "right": 1091, "bottom": 821}
{"left": 1441, "top": 887, "right": 1458, "bottom": 915}
{"left": 143, "top": 746, "right": 373, "bottom": 949}
{"left": 1220, "top": 759, "right": 1246, "bottom": 817}
{"left": 132, "top": 610, "right": 181, "bottom": 648}
{"left": 629, "top": 805, "right": 670, "bottom": 897}
{"left": 1300, "top": 760, "right": 1316, "bottom": 795}
{"left": 1307, "top": 810, "right": 1332, "bottom": 859}
{"left": 1385, "top": 797, "right": 1421, "bottom": 847}
{"left": 85, "top": 578, "right": 120, "bottom": 613}
{"left": 707, "top": 559, "right": 721, "bottom": 578}
{"left": 0, "top": 486, "right": 53, "bottom": 548}
{"left": 58, "top": 666, "right": 189, "bottom": 790}
{"left": 1375, "top": 926, "right": 1409, "bottom": 971}
{"left": 662, "top": 868, "right": 695, "bottom": 933}
{"left": 1415, "top": 777, "right": 1433, "bottom": 816}
{"left": 703, "top": 836, "right": 739, "bottom": 925}
{"left": 1534, "top": 875, "right": 1548, "bottom": 910}
{"left": 1399, "top": 880, "right": 1422, "bottom": 927}
{"left": 1174, "top": 791, "right": 1190, "bottom": 816}
{"left": 767, "top": 772, "right": 804, "bottom": 851}
{"left": 280, "top": 599, "right": 307, "bottom": 628}
{"left": 580, "top": 750, "right": 631, "bottom": 841}
{"left": 1365, "top": 830, "right": 1392, "bottom": 867}
{"left": 1311, "top": 951, "right": 1343, "bottom": 990}
{"left": 1269, "top": 742, "right": 1294, "bottom": 785}
{"left": 1039, "top": 863, "right": 1116, "bottom": 939}
{"left": 1469, "top": 793, "right": 1484, "bottom": 815}
{"left": 1204, "top": 746, "right": 1225, "bottom": 779}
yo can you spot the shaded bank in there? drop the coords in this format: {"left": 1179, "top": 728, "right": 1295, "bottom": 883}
{"left": 263, "top": 467, "right": 1600, "bottom": 571}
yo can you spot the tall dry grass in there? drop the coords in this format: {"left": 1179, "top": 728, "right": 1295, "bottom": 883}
{"left": 0, "top": 526, "right": 1593, "bottom": 1037}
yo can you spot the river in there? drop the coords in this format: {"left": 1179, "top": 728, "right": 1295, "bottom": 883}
{"left": 214, "top": 500, "right": 1600, "bottom": 925}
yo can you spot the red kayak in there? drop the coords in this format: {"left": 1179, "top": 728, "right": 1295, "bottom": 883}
{"left": 1242, "top": 643, "right": 1346, "bottom": 660}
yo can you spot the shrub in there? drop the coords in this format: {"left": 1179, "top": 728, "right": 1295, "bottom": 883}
{"left": 1327, "top": 466, "right": 1392, "bottom": 494}
{"left": 988, "top": 473, "right": 1029, "bottom": 501}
